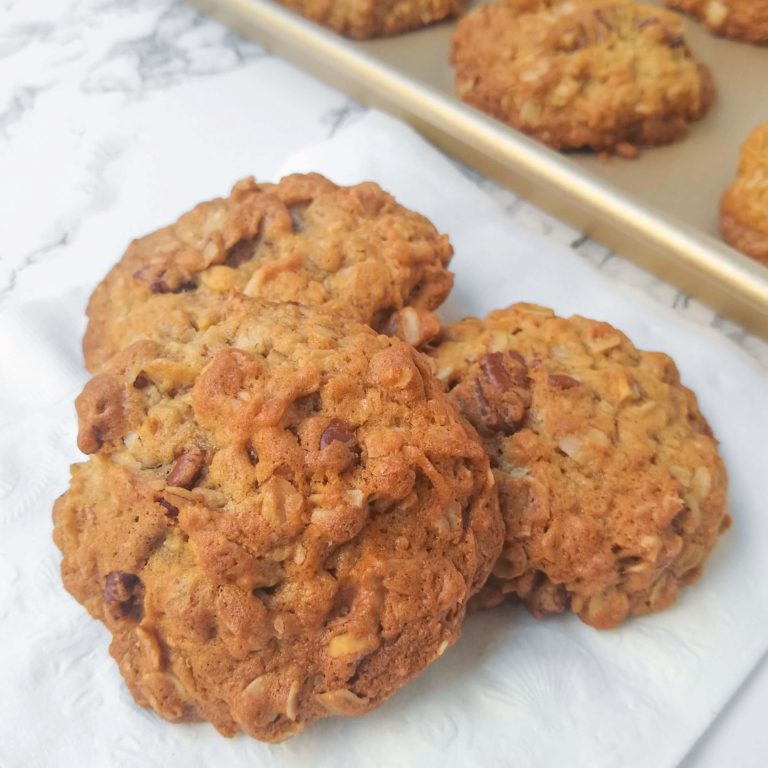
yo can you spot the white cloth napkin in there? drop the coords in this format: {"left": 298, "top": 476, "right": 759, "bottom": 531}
{"left": 1, "top": 110, "right": 767, "bottom": 768}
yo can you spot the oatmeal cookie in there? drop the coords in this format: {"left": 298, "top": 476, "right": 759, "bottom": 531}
{"left": 720, "top": 123, "right": 768, "bottom": 264}
{"left": 451, "top": 0, "right": 714, "bottom": 154}
{"left": 83, "top": 173, "right": 454, "bottom": 371}
{"left": 666, "top": 0, "right": 768, "bottom": 44}
{"left": 274, "top": 0, "right": 467, "bottom": 39}
{"left": 54, "top": 295, "right": 502, "bottom": 741}
{"left": 428, "top": 303, "right": 729, "bottom": 629}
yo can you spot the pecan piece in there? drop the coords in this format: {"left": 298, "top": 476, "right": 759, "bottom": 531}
{"left": 166, "top": 448, "right": 206, "bottom": 489}
{"left": 156, "top": 497, "right": 180, "bottom": 518}
{"left": 104, "top": 571, "right": 145, "bottom": 621}
{"left": 133, "top": 267, "right": 196, "bottom": 294}
{"left": 482, "top": 351, "right": 527, "bottom": 390}
{"left": 132, "top": 371, "right": 151, "bottom": 389}
{"left": 317, "top": 419, "right": 358, "bottom": 472}
{"left": 156, "top": 279, "right": 195, "bottom": 294}
{"left": 319, "top": 419, "right": 355, "bottom": 450}
{"left": 450, "top": 351, "right": 532, "bottom": 436}
{"left": 663, "top": 32, "right": 684, "bottom": 49}
{"left": 547, "top": 374, "right": 581, "bottom": 390}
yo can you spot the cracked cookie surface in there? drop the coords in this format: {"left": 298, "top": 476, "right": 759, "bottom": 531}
{"left": 55, "top": 295, "right": 502, "bottom": 741}
{"left": 428, "top": 303, "right": 729, "bottom": 629}
{"left": 666, "top": 0, "right": 768, "bottom": 44}
{"left": 720, "top": 123, "right": 768, "bottom": 264}
{"left": 274, "top": 0, "right": 467, "bottom": 39}
{"left": 83, "top": 173, "right": 454, "bottom": 372}
{"left": 451, "top": 0, "right": 714, "bottom": 154}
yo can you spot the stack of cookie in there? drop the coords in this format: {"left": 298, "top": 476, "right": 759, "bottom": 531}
{"left": 53, "top": 174, "right": 729, "bottom": 741}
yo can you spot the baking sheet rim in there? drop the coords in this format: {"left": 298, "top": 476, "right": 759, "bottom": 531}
{"left": 189, "top": 0, "right": 768, "bottom": 333}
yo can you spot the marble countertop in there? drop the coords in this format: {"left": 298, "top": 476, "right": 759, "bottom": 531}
{"left": 1, "top": 1, "right": 766, "bottom": 765}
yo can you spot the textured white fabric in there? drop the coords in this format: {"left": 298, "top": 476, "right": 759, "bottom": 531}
{"left": 1, "top": 110, "right": 767, "bottom": 768}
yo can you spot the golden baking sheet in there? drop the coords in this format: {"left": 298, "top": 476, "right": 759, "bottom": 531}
{"left": 187, "top": 0, "right": 768, "bottom": 337}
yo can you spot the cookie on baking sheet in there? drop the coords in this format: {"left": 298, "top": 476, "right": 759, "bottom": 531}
{"left": 720, "top": 123, "right": 768, "bottom": 264}
{"left": 274, "top": 0, "right": 467, "bottom": 39}
{"left": 54, "top": 295, "right": 502, "bottom": 741}
{"left": 83, "top": 173, "right": 454, "bottom": 372}
{"left": 428, "top": 303, "right": 729, "bottom": 629}
{"left": 666, "top": 0, "right": 768, "bottom": 44}
{"left": 451, "top": 0, "right": 714, "bottom": 155}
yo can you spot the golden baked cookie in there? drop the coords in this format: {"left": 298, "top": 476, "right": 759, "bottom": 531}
{"left": 54, "top": 295, "right": 502, "bottom": 741}
{"left": 428, "top": 303, "right": 729, "bottom": 629}
{"left": 666, "top": 0, "right": 768, "bottom": 44}
{"left": 720, "top": 123, "right": 768, "bottom": 264}
{"left": 274, "top": 0, "right": 467, "bottom": 39}
{"left": 451, "top": 0, "right": 714, "bottom": 155}
{"left": 83, "top": 173, "right": 454, "bottom": 372}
